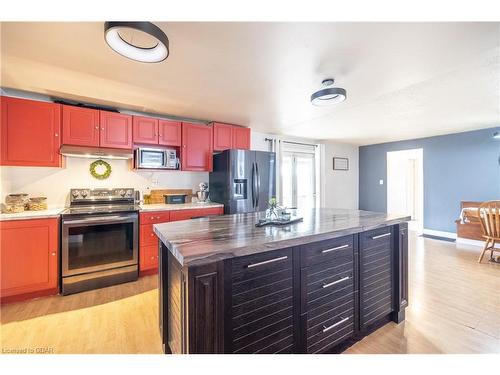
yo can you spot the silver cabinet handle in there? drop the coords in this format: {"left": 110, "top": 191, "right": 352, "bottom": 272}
{"left": 322, "top": 276, "right": 350, "bottom": 289}
{"left": 322, "top": 317, "right": 350, "bottom": 333}
{"left": 246, "top": 256, "right": 288, "bottom": 268}
{"left": 371, "top": 232, "right": 391, "bottom": 240}
{"left": 322, "top": 244, "right": 349, "bottom": 254}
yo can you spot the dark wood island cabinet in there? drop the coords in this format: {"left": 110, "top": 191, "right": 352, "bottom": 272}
{"left": 154, "top": 209, "right": 410, "bottom": 354}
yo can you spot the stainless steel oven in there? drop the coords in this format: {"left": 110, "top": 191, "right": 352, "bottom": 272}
{"left": 61, "top": 188, "right": 139, "bottom": 295}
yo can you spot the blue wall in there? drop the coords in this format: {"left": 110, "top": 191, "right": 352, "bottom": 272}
{"left": 359, "top": 127, "right": 500, "bottom": 233}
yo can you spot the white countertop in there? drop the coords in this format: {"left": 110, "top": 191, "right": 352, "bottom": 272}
{"left": 139, "top": 202, "right": 224, "bottom": 212}
{"left": 0, "top": 208, "right": 65, "bottom": 221}
{"left": 0, "top": 202, "right": 224, "bottom": 221}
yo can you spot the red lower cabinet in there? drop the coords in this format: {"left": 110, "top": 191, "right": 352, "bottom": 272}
{"left": 139, "top": 207, "right": 223, "bottom": 275}
{"left": 170, "top": 207, "right": 224, "bottom": 221}
{"left": 0, "top": 218, "right": 59, "bottom": 303}
{"left": 140, "top": 244, "right": 159, "bottom": 274}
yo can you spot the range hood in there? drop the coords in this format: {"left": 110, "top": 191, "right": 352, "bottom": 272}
{"left": 60, "top": 145, "right": 134, "bottom": 160}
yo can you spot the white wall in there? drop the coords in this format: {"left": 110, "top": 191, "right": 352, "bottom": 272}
{"left": 0, "top": 157, "right": 208, "bottom": 207}
{"left": 321, "top": 142, "right": 359, "bottom": 209}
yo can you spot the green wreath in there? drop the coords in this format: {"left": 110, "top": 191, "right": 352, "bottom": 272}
{"left": 90, "top": 159, "right": 112, "bottom": 180}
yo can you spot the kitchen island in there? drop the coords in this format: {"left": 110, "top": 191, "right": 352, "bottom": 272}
{"left": 154, "top": 208, "right": 410, "bottom": 354}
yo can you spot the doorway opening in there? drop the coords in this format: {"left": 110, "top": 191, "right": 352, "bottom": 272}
{"left": 387, "top": 149, "right": 424, "bottom": 233}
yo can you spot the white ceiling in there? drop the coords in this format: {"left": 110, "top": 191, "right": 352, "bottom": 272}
{"left": 1, "top": 22, "right": 499, "bottom": 145}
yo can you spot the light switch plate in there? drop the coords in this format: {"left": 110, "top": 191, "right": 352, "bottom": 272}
{"left": 379, "top": 179, "right": 384, "bottom": 185}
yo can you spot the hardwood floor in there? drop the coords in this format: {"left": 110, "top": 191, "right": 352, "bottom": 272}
{"left": 1, "top": 232, "right": 498, "bottom": 354}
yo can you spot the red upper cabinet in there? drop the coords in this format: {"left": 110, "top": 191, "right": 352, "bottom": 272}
{"left": 0, "top": 218, "right": 59, "bottom": 301}
{"left": 213, "top": 123, "right": 234, "bottom": 151}
{"left": 159, "top": 120, "right": 182, "bottom": 147}
{"left": 99, "top": 111, "right": 132, "bottom": 149}
{"left": 133, "top": 116, "right": 158, "bottom": 145}
{"left": 233, "top": 126, "right": 251, "bottom": 150}
{"left": 1, "top": 96, "right": 62, "bottom": 167}
{"left": 62, "top": 105, "right": 99, "bottom": 147}
{"left": 181, "top": 122, "right": 213, "bottom": 171}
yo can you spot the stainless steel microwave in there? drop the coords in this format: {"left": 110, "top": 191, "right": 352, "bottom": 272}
{"left": 135, "top": 147, "right": 179, "bottom": 169}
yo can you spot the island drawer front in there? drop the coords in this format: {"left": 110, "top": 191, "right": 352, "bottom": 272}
{"left": 306, "top": 300, "right": 354, "bottom": 353}
{"left": 303, "top": 267, "right": 354, "bottom": 311}
{"left": 300, "top": 235, "right": 354, "bottom": 267}
{"left": 139, "top": 211, "right": 170, "bottom": 225}
{"left": 230, "top": 248, "right": 294, "bottom": 354}
{"left": 231, "top": 248, "right": 293, "bottom": 278}
{"left": 360, "top": 227, "right": 392, "bottom": 250}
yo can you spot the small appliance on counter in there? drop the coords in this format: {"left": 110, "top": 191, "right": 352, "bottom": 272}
{"left": 164, "top": 194, "right": 187, "bottom": 204}
{"left": 196, "top": 182, "right": 210, "bottom": 203}
{"left": 135, "top": 147, "right": 179, "bottom": 170}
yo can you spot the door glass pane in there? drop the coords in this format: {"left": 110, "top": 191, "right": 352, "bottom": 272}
{"left": 296, "top": 154, "right": 315, "bottom": 209}
{"left": 281, "top": 153, "right": 293, "bottom": 207}
{"left": 67, "top": 223, "right": 134, "bottom": 270}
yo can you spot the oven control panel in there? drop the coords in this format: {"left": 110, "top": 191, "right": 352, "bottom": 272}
{"left": 70, "top": 188, "right": 135, "bottom": 202}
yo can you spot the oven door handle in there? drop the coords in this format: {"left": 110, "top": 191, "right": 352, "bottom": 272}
{"left": 63, "top": 215, "right": 135, "bottom": 225}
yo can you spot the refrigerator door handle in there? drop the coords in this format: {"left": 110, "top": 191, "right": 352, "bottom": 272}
{"left": 255, "top": 162, "right": 261, "bottom": 208}
{"left": 251, "top": 162, "right": 256, "bottom": 208}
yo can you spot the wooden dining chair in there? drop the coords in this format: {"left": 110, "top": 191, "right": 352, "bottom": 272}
{"left": 477, "top": 200, "right": 500, "bottom": 263}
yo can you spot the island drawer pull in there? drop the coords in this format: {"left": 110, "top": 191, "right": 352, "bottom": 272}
{"left": 321, "top": 244, "right": 349, "bottom": 253}
{"left": 322, "top": 317, "right": 350, "bottom": 333}
{"left": 246, "top": 256, "right": 288, "bottom": 268}
{"left": 371, "top": 233, "right": 391, "bottom": 240}
{"left": 322, "top": 276, "right": 350, "bottom": 288}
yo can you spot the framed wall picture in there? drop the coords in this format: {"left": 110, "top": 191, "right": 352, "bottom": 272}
{"left": 333, "top": 157, "right": 349, "bottom": 171}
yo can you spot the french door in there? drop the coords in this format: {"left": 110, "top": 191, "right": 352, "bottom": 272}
{"left": 281, "top": 152, "right": 316, "bottom": 209}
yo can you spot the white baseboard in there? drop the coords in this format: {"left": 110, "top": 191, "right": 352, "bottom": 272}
{"left": 422, "top": 228, "right": 457, "bottom": 239}
{"left": 456, "top": 237, "right": 500, "bottom": 249}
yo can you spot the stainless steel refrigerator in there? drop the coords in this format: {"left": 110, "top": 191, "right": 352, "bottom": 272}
{"left": 209, "top": 149, "right": 276, "bottom": 214}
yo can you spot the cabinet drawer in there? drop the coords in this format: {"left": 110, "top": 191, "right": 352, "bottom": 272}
{"left": 360, "top": 227, "right": 392, "bottom": 250}
{"left": 170, "top": 207, "right": 222, "bottom": 221}
{"left": 231, "top": 248, "right": 292, "bottom": 278}
{"left": 140, "top": 211, "right": 170, "bottom": 225}
{"left": 306, "top": 303, "right": 354, "bottom": 353}
{"left": 140, "top": 244, "right": 158, "bottom": 271}
{"left": 140, "top": 224, "right": 158, "bottom": 246}
{"left": 302, "top": 261, "right": 354, "bottom": 311}
{"left": 300, "top": 235, "right": 354, "bottom": 267}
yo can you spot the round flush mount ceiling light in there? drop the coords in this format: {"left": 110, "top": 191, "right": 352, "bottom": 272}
{"left": 104, "top": 22, "right": 169, "bottom": 63}
{"left": 311, "top": 78, "right": 347, "bottom": 106}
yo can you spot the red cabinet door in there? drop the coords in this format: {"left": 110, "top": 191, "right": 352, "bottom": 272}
{"left": 0, "top": 218, "right": 59, "bottom": 301}
{"left": 133, "top": 116, "right": 158, "bottom": 145}
{"left": 62, "top": 105, "right": 99, "bottom": 147}
{"left": 99, "top": 111, "right": 132, "bottom": 149}
{"left": 213, "top": 122, "right": 234, "bottom": 151}
{"left": 1, "top": 96, "right": 61, "bottom": 167}
{"left": 159, "top": 120, "right": 182, "bottom": 147}
{"left": 181, "top": 122, "right": 213, "bottom": 171}
{"left": 233, "top": 126, "right": 251, "bottom": 150}
{"left": 140, "top": 244, "right": 159, "bottom": 272}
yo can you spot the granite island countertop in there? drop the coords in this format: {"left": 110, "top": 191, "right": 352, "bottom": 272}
{"left": 153, "top": 208, "right": 411, "bottom": 267}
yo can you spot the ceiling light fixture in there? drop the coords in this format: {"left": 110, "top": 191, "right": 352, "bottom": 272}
{"left": 104, "top": 22, "right": 169, "bottom": 63}
{"left": 311, "top": 78, "right": 347, "bottom": 106}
